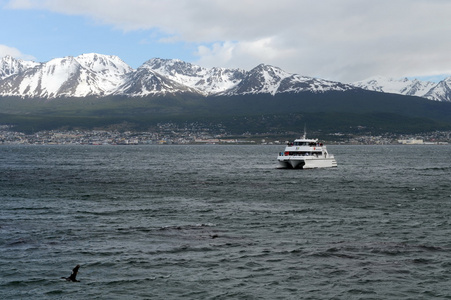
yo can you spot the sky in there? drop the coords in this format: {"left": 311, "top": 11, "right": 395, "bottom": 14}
{"left": 1, "top": 0, "right": 451, "bottom": 83}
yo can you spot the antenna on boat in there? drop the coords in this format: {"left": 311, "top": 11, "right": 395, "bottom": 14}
{"left": 302, "top": 124, "right": 307, "bottom": 139}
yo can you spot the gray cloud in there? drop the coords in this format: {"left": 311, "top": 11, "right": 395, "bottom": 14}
{"left": 6, "top": 0, "right": 451, "bottom": 81}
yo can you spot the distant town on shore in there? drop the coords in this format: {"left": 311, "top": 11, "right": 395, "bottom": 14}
{"left": 1, "top": 124, "right": 449, "bottom": 146}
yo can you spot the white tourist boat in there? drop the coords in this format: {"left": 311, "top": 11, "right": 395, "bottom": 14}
{"left": 277, "top": 134, "right": 337, "bottom": 169}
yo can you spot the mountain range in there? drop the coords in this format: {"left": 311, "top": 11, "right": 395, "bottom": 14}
{"left": 2, "top": 53, "right": 449, "bottom": 101}
{"left": 1, "top": 53, "right": 451, "bottom": 135}
{"left": 352, "top": 76, "right": 451, "bottom": 102}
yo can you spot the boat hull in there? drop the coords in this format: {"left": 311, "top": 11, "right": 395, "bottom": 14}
{"left": 277, "top": 156, "right": 337, "bottom": 169}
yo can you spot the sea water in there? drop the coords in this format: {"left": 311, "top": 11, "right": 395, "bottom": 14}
{"left": 1, "top": 144, "right": 451, "bottom": 299}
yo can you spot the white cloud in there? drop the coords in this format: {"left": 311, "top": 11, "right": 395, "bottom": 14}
{"left": 195, "top": 42, "right": 236, "bottom": 68}
{"left": 195, "top": 38, "right": 299, "bottom": 71}
{"left": 5, "top": 0, "right": 451, "bottom": 81}
{"left": 0, "top": 44, "right": 36, "bottom": 60}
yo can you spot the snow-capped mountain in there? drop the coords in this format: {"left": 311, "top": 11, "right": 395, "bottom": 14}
{"left": 423, "top": 77, "right": 451, "bottom": 101}
{"left": 143, "top": 58, "right": 246, "bottom": 94}
{"left": 1, "top": 53, "right": 450, "bottom": 101}
{"left": 0, "top": 55, "right": 356, "bottom": 98}
{"left": 222, "top": 64, "right": 291, "bottom": 95}
{"left": 0, "top": 55, "right": 39, "bottom": 79}
{"left": 222, "top": 64, "right": 354, "bottom": 96}
{"left": 115, "top": 62, "right": 200, "bottom": 96}
{"left": 352, "top": 76, "right": 450, "bottom": 101}
{"left": 0, "top": 54, "right": 132, "bottom": 98}
{"left": 75, "top": 53, "right": 133, "bottom": 80}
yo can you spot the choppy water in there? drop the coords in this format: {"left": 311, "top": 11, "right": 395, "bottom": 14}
{"left": 1, "top": 144, "right": 451, "bottom": 299}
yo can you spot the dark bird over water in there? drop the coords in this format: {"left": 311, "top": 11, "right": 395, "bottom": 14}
{"left": 62, "top": 264, "right": 80, "bottom": 282}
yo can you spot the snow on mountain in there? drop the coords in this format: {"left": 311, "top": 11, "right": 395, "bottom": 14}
{"left": 144, "top": 58, "right": 246, "bottom": 94}
{"left": 400, "top": 79, "right": 436, "bottom": 97}
{"left": 0, "top": 56, "right": 85, "bottom": 98}
{"left": 423, "top": 77, "right": 451, "bottom": 101}
{"left": 115, "top": 62, "right": 201, "bottom": 96}
{"left": 74, "top": 53, "right": 133, "bottom": 93}
{"left": 222, "top": 64, "right": 355, "bottom": 96}
{"left": 76, "top": 53, "right": 132, "bottom": 75}
{"left": 1, "top": 53, "right": 449, "bottom": 101}
{"left": 126, "top": 60, "right": 355, "bottom": 97}
{"left": 195, "top": 67, "right": 246, "bottom": 94}
{"left": 0, "top": 54, "right": 132, "bottom": 98}
{"left": 144, "top": 58, "right": 208, "bottom": 87}
{"left": 278, "top": 74, "right": 354, "bottom": 94}
{"left": 353, "top": 76, "right": 409, "bottom": 93}
{"left": 352, "top": 76, "right": 439, "bottom": 100}
{"left": 0, "top": 56, "right": 39, "bottom": 79}
{"left": 222, "top": 64, "right": 291, "bottom": 95}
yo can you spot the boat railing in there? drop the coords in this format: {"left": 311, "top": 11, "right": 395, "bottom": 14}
{"left": 280, "top": 151, "right": 334, "bottom": 158}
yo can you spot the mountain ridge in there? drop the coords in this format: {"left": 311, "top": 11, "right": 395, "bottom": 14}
{"left": 0, "top": 53, "right": 371, "bottom": 99}
{"left": 0, "top": 54, "right": 132, "bottom": 98}
{"left": 1, "top": 53, "right": 451, "bottom": 101}
{"left": 352, "top": 76, "right": 451, "bottom": 101}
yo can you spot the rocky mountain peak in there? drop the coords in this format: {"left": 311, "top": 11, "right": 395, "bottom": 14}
{"left": 0, "top": 55, "right": 39, "bottom": 79}
{"left": 352, "top": 76, "right": 445, "bottom": 100}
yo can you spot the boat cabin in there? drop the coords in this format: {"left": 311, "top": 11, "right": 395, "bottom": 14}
{"left": 288, "top": 140, "right": 323, "bottom": 147}
{"left": 281, "top": 151, "right": 325, "bottom": 157}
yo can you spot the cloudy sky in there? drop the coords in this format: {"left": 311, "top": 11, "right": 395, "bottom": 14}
{"left": 1, "top": 0, "right": 450, "bottom": 82}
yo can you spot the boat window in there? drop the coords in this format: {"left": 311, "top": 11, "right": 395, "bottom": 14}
{"left": 284, "top": 151, "right": 322, "bottom": 156}
{"left": 294, "top": 142, "right": 308, "bottom": 146}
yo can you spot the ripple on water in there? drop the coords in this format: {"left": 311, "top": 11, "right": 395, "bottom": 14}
{"left": 1, "top": 145, "right": 451, "bottom": 299}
